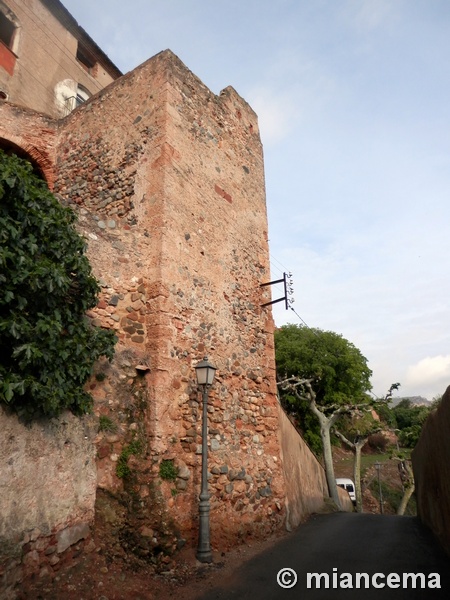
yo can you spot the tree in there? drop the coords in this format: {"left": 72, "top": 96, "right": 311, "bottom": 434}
{"left": 390, "top": 454, "right": 415, "bottom": 515}
{"left": 392, "top": 399, "right": 431, "bottom": 449}
{"left": 431, "top": 394, "right": 442, "bottom": 408}
{"left": 334, "top": 411, "right": 382, "bottom": 513}
{"left": 275, "top": 324, "right": 372, "bottom": 508}
{"left": 334, "top": 383, "right": 401, "bottom": 512}
{"left": 0, "top": 150, "right": 116, "bottom": 420}
{"left": 334, "top": 383, "right": 400, "bottom": 512}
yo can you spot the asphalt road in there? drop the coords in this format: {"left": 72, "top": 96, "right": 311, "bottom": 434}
{"left": 197, "top": 512, "right": 450, "bottom": 599}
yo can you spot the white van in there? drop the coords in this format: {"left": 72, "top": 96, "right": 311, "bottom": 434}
{"left": 336, "top": 478, "right": 356, "bottom": 505}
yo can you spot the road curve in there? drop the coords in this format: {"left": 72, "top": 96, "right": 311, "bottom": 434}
{"left": 197, "top": 512, "right": 450, "bottom": 599}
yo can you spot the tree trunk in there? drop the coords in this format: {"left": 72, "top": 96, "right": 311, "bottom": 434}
{"left": 321, "top": 419, "right": 341, "bottom": 509}
{"left": 397, "top": 484, "right": 415, "bottom": 515}
{"left": 353, "top": 440, "right": 366, "bottom": 513}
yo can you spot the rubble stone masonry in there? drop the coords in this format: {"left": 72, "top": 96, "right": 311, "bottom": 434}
{"left": 50, "top": 49, "right": 286, "bottom": 542}
{"left": 0, "top": 50, "right": 340, "bottom": 595}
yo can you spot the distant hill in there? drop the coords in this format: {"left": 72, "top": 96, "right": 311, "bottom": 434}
{"left": 390, "top": 396, "right": 430, "bottom": 407}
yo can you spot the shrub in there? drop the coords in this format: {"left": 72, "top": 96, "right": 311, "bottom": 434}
{"left": 367, "top": 432, "right": 389, "bottom": 453}
{"left": 98, "top": 415, "right": 117, "bottom": 433}
{"left": 0, "top": 150, "right": 116, "bottom": 420}
{"left": 116, "top": 439, "right": 143, "bottom": 479}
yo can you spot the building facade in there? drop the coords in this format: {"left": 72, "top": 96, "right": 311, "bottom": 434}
{"left": 0, "top": 0, "right": 121, "bottom": 117}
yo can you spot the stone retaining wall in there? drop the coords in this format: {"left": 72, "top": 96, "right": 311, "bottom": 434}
{"left": 0, "top": 408, "right": 96, "bottom": 596}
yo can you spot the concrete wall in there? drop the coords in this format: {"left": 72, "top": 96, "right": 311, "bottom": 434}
{"left": 278, "top": 406, "right": 353, "bottom": 528}
{"left": 412, "top": 385, "right": 450, "bottom": 556}
{"left": 278, "top": 405, "right": 328, "bottom": 529}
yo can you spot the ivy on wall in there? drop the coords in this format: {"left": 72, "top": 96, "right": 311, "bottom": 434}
{"left": 0, "top": 150, "right": 116, "bottom": 420}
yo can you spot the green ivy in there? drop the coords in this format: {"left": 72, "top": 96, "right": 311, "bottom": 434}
{"left": 0, "top": 150, "right": 116, "bottom": 420}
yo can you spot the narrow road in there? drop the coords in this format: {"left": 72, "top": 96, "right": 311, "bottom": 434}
{"left": 197, "top": 513, "right": 450, "bottom": 599}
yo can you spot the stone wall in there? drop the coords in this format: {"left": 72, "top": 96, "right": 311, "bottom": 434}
{"left": 51, "top": 50, "right": 287, "bottom": 547}
{"left": 0, "top": 407, "right": 97, "bottom": 596}
{"left": 412, "top": 385, "right": 450, "bottom": 556}
{"left": 0, "top": 49, "right": 348, "bottom": 595}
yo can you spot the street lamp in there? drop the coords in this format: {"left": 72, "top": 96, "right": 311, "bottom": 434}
{"left": 195, "top": 356, "right": 217, "bottom": 563}
{"left": 374, "top": 462, "right": 384, "bottom": 514}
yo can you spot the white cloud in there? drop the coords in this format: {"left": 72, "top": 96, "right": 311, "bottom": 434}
{"left": 404, "top": 356, "right": 450, "bottom": 398}
{"left": 247, "top": 88, "right": 300, "bottom": 145}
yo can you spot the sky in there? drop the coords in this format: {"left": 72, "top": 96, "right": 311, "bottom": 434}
{"left": 61, "top": 0, "right": 450, "bottom": 401}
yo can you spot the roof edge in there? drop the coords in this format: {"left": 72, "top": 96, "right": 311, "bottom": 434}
{"left": 40, "top": 0, "right": 122, "bottom": 78}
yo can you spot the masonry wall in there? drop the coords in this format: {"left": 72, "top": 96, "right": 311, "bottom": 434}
{"left": 51, "top": 49, "right": 286, "bottom": 546}
{"left": 0, "top": 408, "right": 96, "bottom": 595}
{"left": 0, "top": 50, "right": 341, "bottom": 595}
{"left": 412, "top": 385, "right": 450, "bottom": 557}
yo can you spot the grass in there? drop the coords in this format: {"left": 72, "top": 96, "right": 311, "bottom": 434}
{"left": 159, "top": 459, "right": 178, "bottom": 482}
{"left": 338, "top": 449, "right": 412, "bottom": 476}
{"left": 369, "top": 479, "right": 417, "bottom": 516}
{"left": 98, "top": 415, "right": 118, "bottom": 433}
{"left": 335, "top": 447, "right": 416, "bottom": 515}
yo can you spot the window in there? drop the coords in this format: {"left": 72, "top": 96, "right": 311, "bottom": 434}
{"left": 75, "top": 84, "right": 90, "bottom": 106}
{"left": 0, "top": 9, "right": 18, "bottom": 75}
{"left": 0, "top": 11, "right": 15, "bottom": 49}
{"left": 76, "top": 42, "right": 96, "bottom": 73}
{"left": 62, "top": 84, "right": 91, "bottom": 115}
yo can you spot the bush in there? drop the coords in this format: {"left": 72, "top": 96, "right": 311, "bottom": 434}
{"left": 0, "top": 150, "right": 116, "bottom": 420}
{"left": 367, "top": 432, "right": 389, "bottom": 453}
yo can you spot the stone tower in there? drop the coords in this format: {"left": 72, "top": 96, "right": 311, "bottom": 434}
{"left": 1, "top": 46, "right": 337, "bottom": 592}
{"left": 51, "top": 50, "right": 285, "bottom": 543}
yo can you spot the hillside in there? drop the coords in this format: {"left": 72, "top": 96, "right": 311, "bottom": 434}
{"left": 390, "top": 396, "right": 430, "bottom": 407}
{"left": 333, "top": 446, "right": 416, "bottom": 516}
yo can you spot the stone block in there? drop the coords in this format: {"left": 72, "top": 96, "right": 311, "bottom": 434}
{"left": 56, "top": 523, "right": 90, "bottom": 554}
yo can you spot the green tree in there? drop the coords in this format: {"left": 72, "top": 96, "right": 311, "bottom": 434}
{"left": 376, "top": 401, "right": 396, "bottom": 428}
{"left": 0, "top": 150, "right": 116, "bottom": 420}
{"left": 392, "top": 399, "right": 431, "bottom": 448}
{"left": 431, "top": 394, "right": 442, "bottom": 408}
{"left": 275, "top": 324, "right": 372, "bottom": 508}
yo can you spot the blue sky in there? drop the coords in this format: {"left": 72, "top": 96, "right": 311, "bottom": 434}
{"left": 62, "top": 0, "right": 450, "bottom": 400}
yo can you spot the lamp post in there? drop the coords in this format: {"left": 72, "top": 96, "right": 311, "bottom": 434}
{"left": 375, "top": 462, "right": 384, "bottom": 514}
{"left": 195, "top": 356, "right": 216, "bottom": 563}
